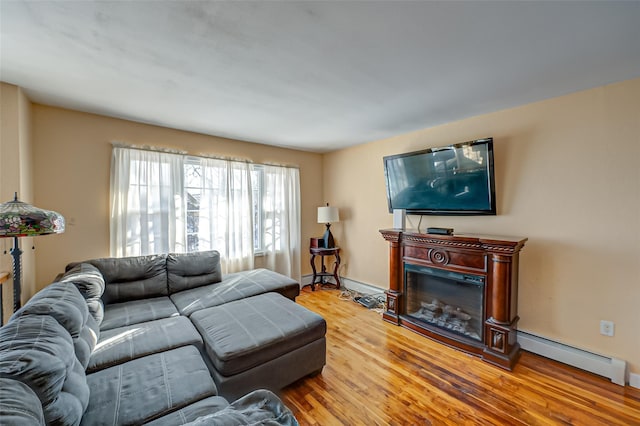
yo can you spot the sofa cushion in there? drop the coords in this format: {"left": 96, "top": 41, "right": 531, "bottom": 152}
{"left": 100, "top": 296, "right": 179, "bottom": 331}
{"left": 190, "top": 292, "right": 326, "bottom": 376}
{"left": 167, "top": 250, "right": 223, "bottom": 294}
{"left": 72, "top": 254, "right": 168, "bottom": 304}
{"left": 170, "top": 268, "right": 300, "bottom": 316}
{"left": 59, "top": 262, "right": 106, "bottom": 324}
{"left": 83, "top": 346, "right": 217, "bottom": 426}
{"left": 10, "top": 281, "right": 99, "bottom": 369}
{"left": 0, "top": 378, "right": 46, "bottom": 425}
{"left": 88, "top": 316, "right": 203, "bottom": 373}
{"left": 143, "top": 396, "right": 230, "bottom": 426}
{"left": 0, "top": 315, "right": 89, "bottom": 425}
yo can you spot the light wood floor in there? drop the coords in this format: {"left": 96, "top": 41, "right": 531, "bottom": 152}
{"left": 280, "top": 287, "right": 640, "bottom": 425}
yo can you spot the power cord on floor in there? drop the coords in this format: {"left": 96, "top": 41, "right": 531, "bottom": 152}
{"left": 338, "top": 289, "right": 356, "bottom": 301}
{"left": 337, "top": 288, "right": 386, "bottom": 313}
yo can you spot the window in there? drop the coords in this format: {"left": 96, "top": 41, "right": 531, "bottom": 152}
{"left": 184, "top": 158, "right": 266, "bottom": 253}
{"left": 111, "top": 146, "right": 300, "bottom": 279}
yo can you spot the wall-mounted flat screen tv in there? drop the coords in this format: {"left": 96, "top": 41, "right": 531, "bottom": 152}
{"left": 383, "top": 138, "right": 496, "bottom": 215}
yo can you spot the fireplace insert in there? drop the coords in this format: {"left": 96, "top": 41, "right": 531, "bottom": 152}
{"left": 404, "top": 264, "right": 484, "bottom": 342}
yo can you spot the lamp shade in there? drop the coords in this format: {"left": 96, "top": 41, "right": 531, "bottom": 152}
{"left": 0, "top": 194, "right": 65, "bottom": 237}
{"left": 317, "top": 206, "right": 339, "bottom": 224}
{"left": 0, "top": 193, "right": 65, "bottom": 314}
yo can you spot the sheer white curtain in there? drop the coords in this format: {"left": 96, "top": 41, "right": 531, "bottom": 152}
{"left": 198, "top": 158, "right": 254, "bottom": 273}
{"left": 110, "top": 147, "right": 300, "bottom": 280}
{"left": 110, "top": 147, "right": 185, "bottom": 257}
{"left": 262, "top": 165, "right": 301, "bottom": 282}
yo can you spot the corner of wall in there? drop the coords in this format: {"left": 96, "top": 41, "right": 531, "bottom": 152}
{"left": 0, "top": 83, "right": 36, "bottom": 319}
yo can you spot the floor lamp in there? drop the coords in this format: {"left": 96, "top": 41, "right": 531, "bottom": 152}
{"left": 0, "top": 193, "right": 65, "bottom": 312}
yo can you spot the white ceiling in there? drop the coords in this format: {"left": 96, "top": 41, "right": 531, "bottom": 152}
{"left": 1, "top": 1, "right": 639, "bottom": 152}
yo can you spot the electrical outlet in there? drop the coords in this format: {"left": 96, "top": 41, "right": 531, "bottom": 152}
{"left": 600, "top": 320, "right": 614, "bottom": 337}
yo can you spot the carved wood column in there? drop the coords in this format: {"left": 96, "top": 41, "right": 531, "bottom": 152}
{"left": 380, "top": 230, "right": 402, "bottom": 324}
{"left": 482, "top": 242, "right": 525, "bottom": 370}
{"left": 489, "top": 253, "right": 513, "bottom": 324}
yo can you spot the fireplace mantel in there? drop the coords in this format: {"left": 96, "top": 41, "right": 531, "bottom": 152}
{"left": 380, "top": 229, "right": 527, "bottom": 370}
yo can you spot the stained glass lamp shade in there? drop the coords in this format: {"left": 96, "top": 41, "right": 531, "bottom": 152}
{"left": 0, "top": 193, "right": 65, "bottom": 311}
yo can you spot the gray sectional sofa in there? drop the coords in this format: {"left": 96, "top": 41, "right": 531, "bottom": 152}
{"left": 0, "top": 250, "right": 324, "bottom": 425}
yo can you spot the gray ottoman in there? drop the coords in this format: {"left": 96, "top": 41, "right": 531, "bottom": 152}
{"left": 190, "top": 292, "right": 326, "bottom": 400}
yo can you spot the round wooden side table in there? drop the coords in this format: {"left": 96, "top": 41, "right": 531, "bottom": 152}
{"left": 309, "top": 247, "right": 341, "bottom": 290}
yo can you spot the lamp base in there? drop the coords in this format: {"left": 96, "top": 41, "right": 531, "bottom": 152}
{"left": 323, "top": 223, "right": 335, "bottom": 248}
{"left": 10, "top": 236, "right": 22, "bottom": 312}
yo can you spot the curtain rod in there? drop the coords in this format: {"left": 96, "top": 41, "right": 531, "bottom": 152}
{"left": 111, "top": 141, "right": 299, "bottom": 169}
{"left": 198, "top": 154, "right": 300, "bottom": 170}
{"left": 111, "top": 141, "right": 187, "bottom": 155}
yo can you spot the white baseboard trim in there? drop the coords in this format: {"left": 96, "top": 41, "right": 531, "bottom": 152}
{"left": 517, "top": 331, "right": 627, "bottom": 386}
{"left": 300, "top": 273, "right": 313, "bottom": 286}
{"left": 629, "top": 373, "right": 640, "bottom": 389}
{"left": 300, "top": 274, "right": 385, "bottom": 295}
{"left": 340, "top": 277, "right": 386, "bottom": 296}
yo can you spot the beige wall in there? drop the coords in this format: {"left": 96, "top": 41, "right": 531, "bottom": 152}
{"left": 30, "top": 105, "right": 324, "bottom": 290}
{"left": 323, "top": 78, "right": 640, "bottom": 374}
{"left": 0, "top": 83, "right": 35, "bottom": 323}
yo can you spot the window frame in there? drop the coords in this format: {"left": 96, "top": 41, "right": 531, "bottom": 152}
{"left": 251, "top": 164, "right": 265, "bottom": 255}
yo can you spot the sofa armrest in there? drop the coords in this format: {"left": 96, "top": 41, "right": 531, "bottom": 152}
{"left": 0, "top": 378, "right": 46, "bottom": 425}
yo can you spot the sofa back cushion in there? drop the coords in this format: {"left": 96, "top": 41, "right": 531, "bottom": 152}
{"left": 167, "top": 250, "right": 222, "bottom": 293}
{"left": 59, "top": 262, "right": 106, "bottom": 325}
{"left": 11, "top": 282, "right": 99, "bottom": 369}
{"left": 0, "top": 315, "right": 90, "bottom": 425}
{"left": 70, "top": 254, "right": 168, "bottom": 304}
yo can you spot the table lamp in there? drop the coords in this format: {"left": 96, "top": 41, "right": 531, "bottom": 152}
{"left": 317, "top": 203, "right": 339, "bottom": 248}
{"left": 0, "top": 193, "right": 65, "bottom": 311}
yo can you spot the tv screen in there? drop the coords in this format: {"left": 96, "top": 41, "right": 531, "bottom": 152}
{"left": 383, "top": 138, "right": 496, "bottom": 215}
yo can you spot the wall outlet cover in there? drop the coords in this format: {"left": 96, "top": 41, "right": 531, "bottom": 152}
{"left": 600, "top": 320, "right": 615, "bottom": 337}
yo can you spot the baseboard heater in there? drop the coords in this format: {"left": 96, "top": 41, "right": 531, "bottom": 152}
{"left": 517, "top": 331, "right": 627, "bottom": 386}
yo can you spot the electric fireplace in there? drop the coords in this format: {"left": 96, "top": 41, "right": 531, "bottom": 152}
{"left": 380, "top": 229, "right": 527, "bottom": 370}
{"left": 405, "top": 264, "right": 484, "bottom": 342}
